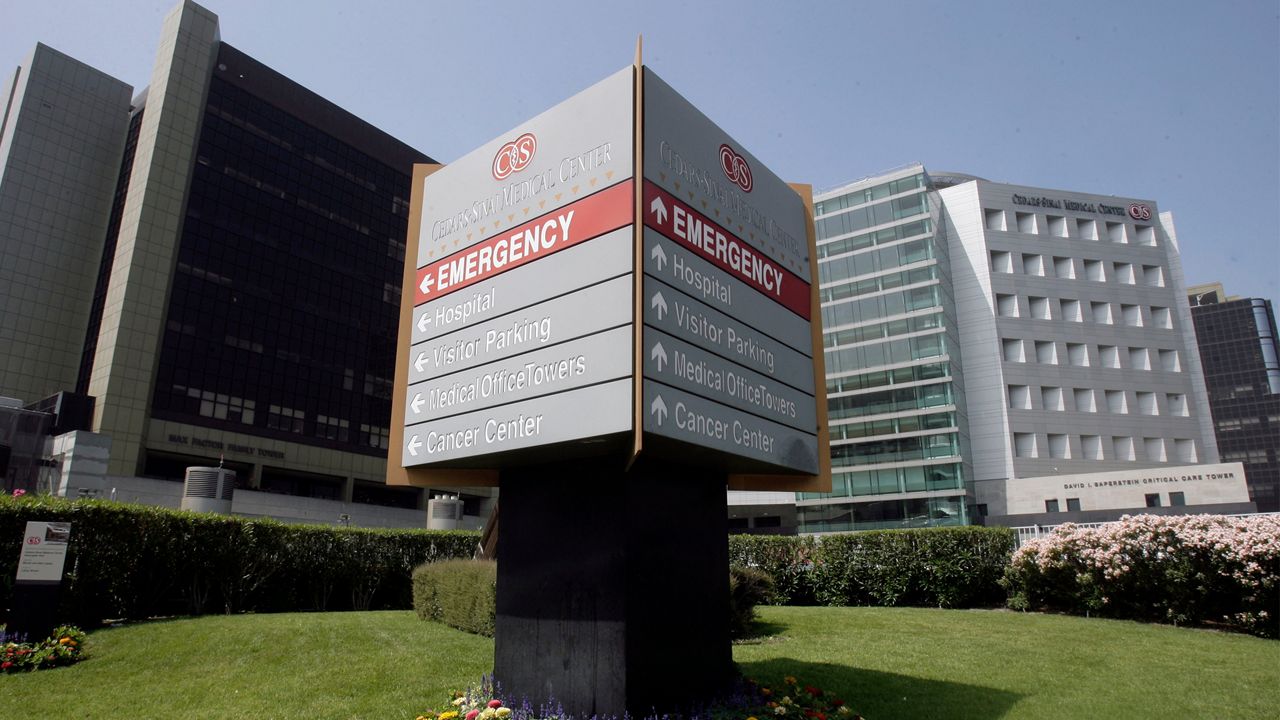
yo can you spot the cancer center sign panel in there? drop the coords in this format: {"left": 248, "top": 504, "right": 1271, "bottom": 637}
{"left": 402, "top": 67, "right": 635, "bottom": 467}
{"left": 640, "top": 69, "right": 819, "bottom": 474}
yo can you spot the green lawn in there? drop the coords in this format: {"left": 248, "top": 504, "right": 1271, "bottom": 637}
{"left": 1, "top": 607, "right": 1276, "bottom": 719}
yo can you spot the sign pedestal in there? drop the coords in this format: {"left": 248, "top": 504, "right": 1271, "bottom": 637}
{"left": 495, "top": 459, "right": 733, "bottom": 717}
{"left": 7, "top": 584, "right": 61, "bottom": 641}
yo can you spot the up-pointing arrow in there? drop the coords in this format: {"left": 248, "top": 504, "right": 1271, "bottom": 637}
{"left": 415, "top": 352, "right": 428, "bottom": 373}
{"left": 407, "top": 434, "right": 422, "bottom": 457}
{"left": 650, "top": 394, "right": 668, "bottom": 426}
{"left": 417, "top": 313, "right": 431, "bottom": 333}
{"left": 411, "top": 393, "right": 425, "bottom": 414}
{"left": 650, "top": 291, "right": 668, "bottom": 321}
{"left": 419, "top": 273, "right": 435, "bottom": 295}
{"left": 650, "top": 196, "right": 668, "bottom": 225}
{"left": 650, "top": 341, "right": 668, "bottom": 373}
{"left": 650, "top": 243, "right": 667, "bottom": 272}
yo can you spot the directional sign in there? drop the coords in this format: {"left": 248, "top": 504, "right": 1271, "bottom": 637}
{"left": 414, "top": 227, "right": 631, "bottom": 344}
{"left": 409, "top": 274, "right": 631, "bottom": 385}
{"left": 407, "top": 326, "right": 632, "bottom": 423}
{"left": 638, "top": 66, "right": 819, "bottom": 476}
{"left": 403, "top": 378, "right": 632, "bottom": 465}
{"left": 644, "top": 181, "right": 809, "bottom": 319}
{"left": 642, "top": 381, "right": 818, "bottom": 474}
{"left": 643, "top": 229, "right": 811, "bottom": 354}
{"left": 642, "top": 274, "right": 814, "bottom": 392}
{"left": 643, "top": 329, "right": 816, "bottom": 433}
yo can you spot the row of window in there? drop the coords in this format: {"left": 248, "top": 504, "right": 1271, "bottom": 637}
{"left": 825, "top": 331, "right": 949, "bottom": 377}
{"left": 814, "top": 173, "right": 927, "bottom": 217}
{"left": 984, "top": 208, "right": 1157, "bottom": 246}
{"left": 816, "top": 193, "right": 929, "bottom": 240}
{"left": 828, "top": 381, "right": 953, "bottom": 422}
{"left": 1000, "top": 339, "right": 1181, "bottom": 371}
{"left": 817, "top": 217, "right": 931, "bottom": 260}
{"left": 819, "top": 236, "right": 936, "bottom": 290}
{"left": 1045, "top": 492, "right": 1185, "bottom": 514}
{"left": 1008, "top": 385, "right": 1190, "bottom": 416}
{"left": 170, "top": 385, "right": 391, "bottom": 450}
{"left": 996, "top": 294, "right": 1173, "bottom": 328}
{"left": 831, "top": 432, "right": 961, "bottom": 465}
{"left": 822, "top": 283, "right": 941, "bottom": 330}
{"left": 828, "top": 409, "right": 957, "bottom": 443}
{"left": 990, "top": 251, "right": 1165, "bottom": 286}
{"left": 802, "top": 462, "right": 965, "bottom": 501}
{"left": 1013, "top": 433, "right": 1197, "bottom": 462}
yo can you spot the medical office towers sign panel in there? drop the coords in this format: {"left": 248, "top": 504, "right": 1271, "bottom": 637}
{"left": 396, "top": 65, "right": 825, "bottom": 481}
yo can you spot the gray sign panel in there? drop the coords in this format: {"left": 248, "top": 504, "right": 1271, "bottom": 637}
{"left": 643, "top": 229, "right": 812, "bottom": 354}
{"left": 642, "top": 380, "right": 818, "bottom": 474}
{"left": 408, "top": 274, "right": 631, "bottom": 385}
{"left": 404, "top": 378, "right": 632, "bottom": 466}
{"left": 419, "top": 67, "right": 634, "bottom": 267}
{"left": 407, "top": 326, "right": 632, "bottom": 423}
{"left": 643, "top": 328, "right": 816, "bottom": 433}
{"left": 414, "top": 228, "right": 631, "bottom": 345}
{"left": 642, "top": 275, "right": 814, "bottom": 392}
{"left": 642, "top": 68, "right": 810, "bottom": 283}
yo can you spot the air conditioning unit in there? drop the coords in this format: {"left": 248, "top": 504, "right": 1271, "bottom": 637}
{"left": 427, "top": 496, "right": 464, "bottom": 530}
{"left": 181, "top": 466, "right": 235, "bottom": 514}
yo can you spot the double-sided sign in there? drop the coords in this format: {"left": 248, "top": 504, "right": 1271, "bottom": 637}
{"left": 392, "top": 63, "right": 829, "bottom": 487}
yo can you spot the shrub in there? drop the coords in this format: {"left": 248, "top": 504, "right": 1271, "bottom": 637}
{"left": 0, "top": 495, "right": 479, "bottom": 627}
{"left": 413, "top": 560, "right": 497, "bottom": 637}
{"left": 728, "top": 527, "right": 1015, "bottom": 609}
{"left": 726, "top": 534, "right": 819, "bottom": 605}
{"left": 728, "top": 565, "right": 775, "bottom": 638}
{"left": 1002, "top": 514, "right": 1280, "bottom": 637}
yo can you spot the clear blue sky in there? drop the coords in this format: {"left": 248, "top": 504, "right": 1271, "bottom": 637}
{"left": 5, "top": 0, "right": 1277, "bottom": 299}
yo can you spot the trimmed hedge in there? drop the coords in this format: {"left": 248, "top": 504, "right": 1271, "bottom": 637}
{"left": 412, "top": 559, "right": 497, "bottom": 636}
{"left": 728, "top": 526, "right": 1016, "bottom": 608}
{"left": 0, "top": 495, "right": 478, "bottom": 628}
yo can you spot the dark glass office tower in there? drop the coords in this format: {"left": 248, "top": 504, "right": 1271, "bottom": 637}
{"left": 1190, "top": 286, "right": 1280, "bottom": 511}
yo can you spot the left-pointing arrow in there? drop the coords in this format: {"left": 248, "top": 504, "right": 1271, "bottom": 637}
{"left": 407, "top": 435, "right": 422, "bottom": 456}
{"left": 417, "top": 313, "right": 430, "bottom": 332}
{"left": 415, "top": 352, "right": 427, "bottom": 373}
{"left": 411, "top": 393, "right": 425, "bottom": 414}
{"left": 419, "top": 274, "right": 435, "bottom": 294}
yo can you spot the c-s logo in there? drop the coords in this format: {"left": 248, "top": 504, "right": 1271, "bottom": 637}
{"left": 719, "top": 144, "right": 753, "bottom": 193}
{"left": 1128, "top": 203, "right": 1152, "bottom": 221}
{"left": 492, "top": 133, "right": 537, "bottom": 180}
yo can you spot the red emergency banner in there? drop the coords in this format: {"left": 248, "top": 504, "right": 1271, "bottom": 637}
{"left": 642, "top": 180, "right": 809, "bottom": 319}
{"left": 416, "top": 179, "right": 633, "bottom": 305}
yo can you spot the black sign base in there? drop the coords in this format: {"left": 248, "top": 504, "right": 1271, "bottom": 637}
{"left": 494, "top": 458, "right": 733, "bottom": 717}
{"left": 6, "top": 582, "right": 61, "bottom": 643}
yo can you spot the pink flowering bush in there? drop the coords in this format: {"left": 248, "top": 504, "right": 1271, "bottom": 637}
{"left": 1002, "top": 514, "right": 1279, "bottom": 637}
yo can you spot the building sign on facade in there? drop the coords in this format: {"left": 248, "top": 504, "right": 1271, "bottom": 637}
{"left": 390, "top": 63, "right": 829, "bottom": 489}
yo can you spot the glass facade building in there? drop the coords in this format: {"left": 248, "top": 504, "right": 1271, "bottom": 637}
{"left": 798, "top": 165, "right": 972, "bottom": 532}
{"left": 1189, "top": 287, "right": 1280, "bottom": 511}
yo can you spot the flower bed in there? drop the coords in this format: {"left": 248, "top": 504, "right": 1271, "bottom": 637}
{"left": 1, "top": 625, "right": 87, "bottom": 672}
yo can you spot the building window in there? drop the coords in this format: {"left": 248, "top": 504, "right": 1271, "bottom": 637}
{"left": 1081, "top": 434, "right": 1103, "bottom": 459}
{"left": 1067, "top": 343, "right": 1089, "bottom": 366}
{"left": 984, "top": 209, "right": 1006, "bottom": 231}
{"left": 1159, "top": 349, "right": 1181, "bottom": 372}
{"left": 1144, "top": 437, "right": 1167, "bottom": 462}
{"left": 316, "top": 415, "right": 350, "bottom": 442}
{"left": 1047, "top": 215, "right": 1067, "bottom": 237}
{"left": 1045, "top": 499, "right": 1060, "bottom": 513}
{"left": 1114, "top": 436, "right": 1136, "bottom": 461}
{"left": 1145, "top": 493, "right": 1161, "bottom": 508}
{"left": 1134, "top": 224, "right": 1156, "bottom": 246}
{"left": 1114, "top": 262, "right": 1135, "bottom": 285}
{"left": 1014, "top": 432, "right": 1038, "bottom": 458}
{"left": 1099, "top": 344, "right": 1120, "bottom": 368}
{"left": 996, "top": 293, "right": 1019, "bottom": 317}
{"left": 1106, "top": 221, "right": 1127, "bottom": 243}
{"left": 1066, "top": 498, "right": 1082, "bottom": 512}
{"left": 1016, "top": 212, "right": 1038, "bottom": 234}
{"left": 1143, "top": 264, "right": 1165, "bottom": 287}
{"left": 1077, "top": 218, "right": 1098, "bottom": 240}
{"left": 1009, "top": 385, "right": 1031, "bottom": 409}
{"left": 1029, "top": 296, "right": 1051, "bottom": 319}
{"left": 1121, "top": 304, "right": 1143, "bottom": 327}
{"left": 1074, "top": 388, "right": 1097, "bottom": 413}
{"left": 1151, "top": 306, "right": 1173, "bottom": 329}
{"left": 1083, "top": 258, "right": 1105, "bottom": 281}
{"left": 1053, "top": 256, "right": 1075, "bottom": 279}
{"left": 1042, "top": 386, "right": 1064, "bottom": 411}
{"left": 1092, "top": 301, "right": 1113, "bottom": 324}
{"left": 990, "top": 250, "right": 1013, "bottom": 273}
{"left": 1136, "top": 391, "right": 1158, "bottom": 415}
{"left": 1035, "top": 340, "right": 1058, "bottom": 364}
{"left": 1106, "top": 390, "right": 1128, "bottom": 414}
{"left": 1023, "top": 253, "right": 1045, "bottom": 276}
{"left": 1048, "top": 433, "right": 1070, "bottom": 458}
{"left": 360, "top": 423, "right": 389, "bottom": 450}
{"left": 1129, "top": 347, "right": 1151, "bottom": 370}
{"left": 1002, "top": 338, "right": 1026, "bottom": 363}
{"left": 1169, "top": 492, "right": 1186, "bottom": 507}
{"left": 268, "top": 405, "right": 306, "bottom": 434}
{"left": 1061, "top": 299, "right": 1082, "bottom": 322}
